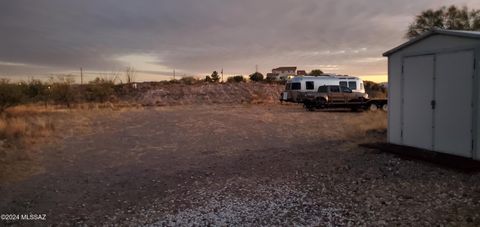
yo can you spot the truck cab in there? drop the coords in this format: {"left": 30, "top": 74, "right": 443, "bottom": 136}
{"left": 304, "top": 85, "right": 368, "bottom": 104}
{"left": 300, "top": 85, "right": 388, "bottom": 112}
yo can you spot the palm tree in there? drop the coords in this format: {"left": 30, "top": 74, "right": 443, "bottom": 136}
{"left": 406, "top": 5, "right": 480, "bottom": 39}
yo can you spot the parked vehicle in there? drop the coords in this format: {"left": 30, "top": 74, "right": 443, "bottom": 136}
{"left": 281, "top": 75, "right": 365, "bottom": 103}
{"left": 302, "top": 85, "right": 387, "bottom": 111}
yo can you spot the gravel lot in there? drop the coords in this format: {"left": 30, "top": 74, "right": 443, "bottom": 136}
{"left": 1, "top": 104, "right": 479, "bottom": 226}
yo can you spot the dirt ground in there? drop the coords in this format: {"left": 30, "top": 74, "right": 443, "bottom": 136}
{"left": 1, "top": 104, "right": 479, "bottom": 226}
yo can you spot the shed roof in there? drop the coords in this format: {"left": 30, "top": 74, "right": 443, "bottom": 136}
{"left": 383, "top": 29, "right": 480, "bottom": 57}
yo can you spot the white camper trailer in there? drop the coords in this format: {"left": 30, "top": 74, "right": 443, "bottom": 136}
{"left": 281, "top": 75, "right": 365, "bottom": 103}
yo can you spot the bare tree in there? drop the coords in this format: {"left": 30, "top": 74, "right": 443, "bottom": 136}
{"left": 125, "top": 66, "right": 136, "bottom": 84}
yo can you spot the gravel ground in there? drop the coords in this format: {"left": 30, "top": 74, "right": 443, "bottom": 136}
{"left": 1, "top": 104, "right": 479, "bottom": 226}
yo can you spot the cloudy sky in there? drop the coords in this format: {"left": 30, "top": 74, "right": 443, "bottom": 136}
{"left": 1, "top": 0, "right": 480, "bottom": 82}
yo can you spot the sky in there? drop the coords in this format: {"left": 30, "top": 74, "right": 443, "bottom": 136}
{"left": 1, "top": 0, "right": 480, "bottom": 83}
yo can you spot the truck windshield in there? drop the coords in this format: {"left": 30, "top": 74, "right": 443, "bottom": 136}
{"left": 318, "top": 86, "right": 328, "bottom": 93}
{"left": 348, "top": 81, "right": 357, "bottom": 90}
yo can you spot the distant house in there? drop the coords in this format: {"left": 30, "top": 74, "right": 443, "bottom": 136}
{"left": 266, "top": 73, "right": 279, "bottom": 81}
{"left": 272, "top": 67, "right": 297, "bottom": 80}
{"left": 296, "top": 70, "right": 307, "bottom": 76}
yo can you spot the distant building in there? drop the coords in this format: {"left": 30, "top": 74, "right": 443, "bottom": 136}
{"left": 266, "top": 73, "right": 279, "bottom": 81}
{"left": 296, "top": 70, "right": 307, "bottom": 76}
{"left": 271, "top": 67, "right": 297, "bottom": 80}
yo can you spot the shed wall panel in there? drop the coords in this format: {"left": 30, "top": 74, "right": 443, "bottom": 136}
{"left": 434, "top": 51, "right": 474, "bottom": 157}
{"left": 477, "top": 54, "right": 480, "bottom": 160}
{"left": 387, "top": 55, "right": 402, "bottom": 144}
{"left": 402, "top": 55, "right": 434, "bottom": 150}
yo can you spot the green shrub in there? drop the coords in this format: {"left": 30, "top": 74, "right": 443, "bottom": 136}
{"left": 49, "top": 77, "right": 75, "bottom": 107}
{"left": 0, "top": 79, "right": 23, "bottom": 112}
{"left": 168, "top": 79, "right": 180, "bottom": 84}
{"left": 21, "top": 80, "right": 49, "bottom": 104}
{"left": 249, "top": 72, "right": 264, "bottom": 82}
{"left": 204, "top": 75, "right": 213, "bottom": 83}
{"left": 309, "top": 69, "right": 324, "bottom": 76}
{"left": 227, "top": 75, "right": 246, "bottom": 83}
{"left": 364, "top": 80, "right": 387, "bottom": 98}
{"left": 211, "top": 71, "right": 220, "bottom": 83}
{"left": 84, "top": 78, "right": 115, "bottom": 102}
{"left": 179, "top": 76, "right": 200, "bottom": 85}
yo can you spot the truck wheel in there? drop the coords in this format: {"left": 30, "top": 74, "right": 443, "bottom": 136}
{"left": 318, "top": 98, "right": 326, "bottom": 108}
{"left": 305, "top": 104, "right": 315, "bottom": 111}
{"left": 303, "top": 102, "right": 313, "bottom": 111}
{"left": 382, "top": 104, "right": 388, "bottom": 111}
{"left": 369, "top": 103, "right": 378, "bottom": 111}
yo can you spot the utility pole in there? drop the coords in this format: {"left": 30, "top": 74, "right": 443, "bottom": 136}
{"left": 221, "top": 67, "right": 224, "bottom": 83}
{"left": 173, "top": 69, "right": 176, "bottom": 80}
{"left": 80, "top": 67, "right": 83, "bottom": 85}
{"left": 255, "top": 64, "right": 258, "bottom": 73}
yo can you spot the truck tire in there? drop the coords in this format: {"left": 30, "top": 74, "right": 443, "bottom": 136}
{"left": 304, "top": 103, "right": 315, "bottom": 111}
{"left": 317, "top": 98, "right": 326, "bottom": 109}
{"left": 382, "top": 103, "right": 388, "bottom": 111}
{"left": 369, "top": 103, "right": 378, "bottom": 111}
{"left": 303, "top": 101, "right": 314, "bottom": 111}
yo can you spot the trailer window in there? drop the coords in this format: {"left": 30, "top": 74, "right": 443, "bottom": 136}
{"left": 330, "top": 86, "right": 340, "bottom": 93}
{"left": 291, "top": 82, "right": 301, "bottom": 90}
{"left": 348, "top": 81, "right": 357, "bottom": 90}
{"left": 318, "top": 86, "right": 328, "bottom": 93}
{"left": 306, "top": 81, "right": 314, "bottom": 90}
{"left": 339, "top": 81, "right": 347, "bottom": 87}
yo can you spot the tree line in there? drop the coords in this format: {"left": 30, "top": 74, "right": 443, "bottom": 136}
{"left": 407, "top": 5, "right": 480, "bottom": 38}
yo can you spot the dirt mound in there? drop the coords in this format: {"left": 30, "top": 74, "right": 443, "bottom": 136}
{"left": 140, "top": 83, "right": 284, "bottom": 106}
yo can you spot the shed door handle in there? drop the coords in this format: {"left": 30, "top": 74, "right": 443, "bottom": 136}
{"left": 431, "top": 100, "right": 436, "bottom": 109}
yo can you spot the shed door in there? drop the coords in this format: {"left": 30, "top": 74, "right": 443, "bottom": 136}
{"left": 402, "top": 55, "right": 434, "bottom": 150}
{"left": 434, "top": 51, "right": 474, "bottom": 157}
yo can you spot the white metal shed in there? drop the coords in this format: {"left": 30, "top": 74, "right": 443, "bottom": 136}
{"left": 383, "top": 29, "right": 480, "bottom": 159}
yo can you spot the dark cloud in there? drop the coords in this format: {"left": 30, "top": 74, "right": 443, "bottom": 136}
{"left": 1, "top": 0, "right": 479, "bottom": 80}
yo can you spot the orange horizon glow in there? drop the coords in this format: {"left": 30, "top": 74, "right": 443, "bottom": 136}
{"left": 358, "top": 75, "right": 388, "bottom": 83}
